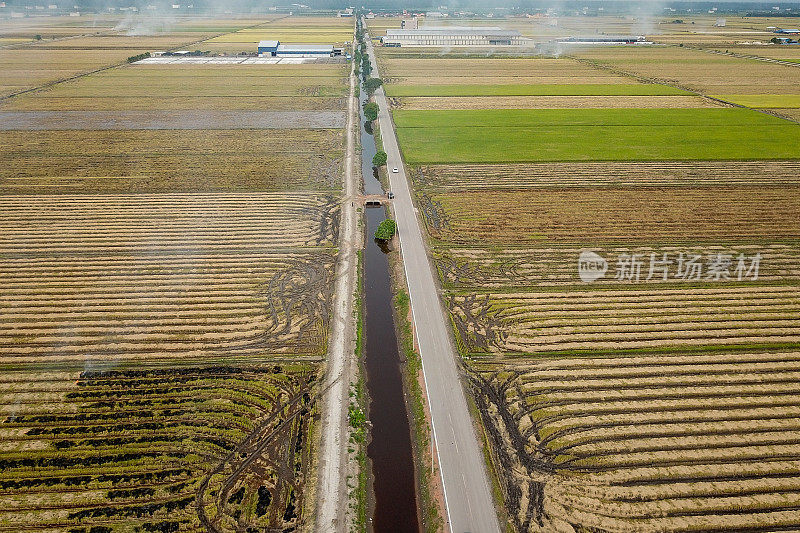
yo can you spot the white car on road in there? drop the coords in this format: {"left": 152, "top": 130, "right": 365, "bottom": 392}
{"left": 392, "top": 167, "right": 399, "bottom": 173}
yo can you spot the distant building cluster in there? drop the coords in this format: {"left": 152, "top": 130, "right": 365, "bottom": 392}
{"left": 381, "top": 26, "right": 526, "bottom": 47}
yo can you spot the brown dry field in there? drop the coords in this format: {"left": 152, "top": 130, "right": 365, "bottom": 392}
{"left": 0, "top": 48, "right": 139, "bottom": 96}
{"left": 416, "top": 160, "right": 800, "bottom": 190}
{"left": 0, "top": 193, "right": 338, "bottom": 364}
{"left": 25, "top": 33, "right": 216, "bottom": 49}
{"left": 1, "top": 94, "right": 346, "bottom": 111}
{"left": 389, "top": 75, "right": 631, "bottom": 85}
{"left": 24, "top": 66, "right": 349, "bottom": 98}
{"left": 1, "top": 62, "right": 348, "bottom": 110}
{"left": 436, "top": 244, "right": 800, "bottom": 289}
{"left": 451, "top": 285, "right": 800, "bottom": 354}
{"left": 394, "top": 95, "right": 721, "bottom": 110}
{"left": 772, "top": 108, "right": 800, "bottom": 122}
{"left": 471, "top": 349, "right": 800, "bottom": 531}
{"left": 428, "top": 187, "right": 800, "bottom": 243}
{"left": 380, "top": 57, "right": 613, "bottom": 79}
{"left": 571, "top": 46, "right": 800, "bottom": 94}
{"left": 711, "top": 46, "right": 800, "bottom": 59}
{"left": 0, "top": 14, "right": 121, "bottom": 38}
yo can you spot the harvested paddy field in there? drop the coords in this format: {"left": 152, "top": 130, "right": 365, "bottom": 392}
{"left": 394, "top": 95, "right": 719, "bottom": 110}
{"left": 422, "top": 187, "right": 800, "bottom": 243}
{"left": 0, "top": 192, "right": 337, "bottom": 364}
{"left": 384, "top": 83, "right": 687, "bottom": 97}
{"left": 381, "top": 57, "right": 628, "bottom": 81}
{"left": 0, "top": 129, "right": 342, "bottom": 193}
{"left": 416, "top": 160, "right": 800, "bottom": 190}
{"left": 201, "top": 16, "right": 353, "bottom": 53}
{"left": 0, "top": 14, "right": 351, "bottom": 531}
{"left": 0, "top": 110, "right": 345, "bottom": 130}
{"left": 377, "top": 31, "right": 800, "bottom": 531}
{"left": 0, "top": 14, "right": 278, "bottom": 98}
{"left": 571, "top": 46, "right": 800, "bottom": 94}
{"left": 1, "top": 63, "right": 349, "bottom": 111}
{"left": 0, "top": 364, "right": 316, "bottom": 532}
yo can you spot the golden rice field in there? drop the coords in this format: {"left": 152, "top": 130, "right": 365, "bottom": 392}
{"left": 421, "top": 187, "right": 800, "bottom": 243}
{"left": 471, "top": 348, "right": 800, "bottom": 531}
{"left": 0, "top": 193, "right": 339, "bottom": 365}
{"left": 0, "top": 364, "right": 316, "bottom": 532}
{"left": 0, "top": 14, "right": 351, "bottom": 531}
{"left": 571, "top": 46, "right": 800, "bottom": 95}
{"left": 0, "top": 129, "right": 343, "bottom": 193}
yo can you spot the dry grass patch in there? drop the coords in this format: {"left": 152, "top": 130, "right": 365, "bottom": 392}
{"left": 0, "top": 49, "right": 138, "bottom": 97}
{"left": 572, "top": 46, "right": 800, "bottom": 94}
{"left": 0, "top": 193, "right": 338, "bottom": 363}
{"left": 0, "top": 129, "right": 343, "bottom": 193}
{"left": 415, "top": 160, "right": 800, "bottom": 190}
{"left": 395, "top": 95, "right": 720, "bottom": 110}
{"left": 470, "top": 350, "right": 800, "bottom": 531}
{"left": 423, "top": 187, "right": 800, "bottom": 243}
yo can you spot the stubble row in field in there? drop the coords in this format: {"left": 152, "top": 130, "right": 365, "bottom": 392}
{"left": 0, "top": 129, "right": 343, "bottom": 193}
{"left": 470, "top": 348, "right": 800, "bottom": 531}
{"left": 420, "top": 186, "right": 800, "bottom": 243}
{"left": 0, "top": 365, "right": 315, "bottom": 532}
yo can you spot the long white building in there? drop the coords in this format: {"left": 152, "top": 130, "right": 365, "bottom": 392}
{"left": 382, "top": 26, "right": 526, "bottom": 47}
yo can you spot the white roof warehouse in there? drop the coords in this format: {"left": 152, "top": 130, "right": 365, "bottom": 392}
{"left": 381, "top": 26, "right": 526, "bottom": 47}
{"left": 258, "top": 41, "right": 338, "bottom": 57}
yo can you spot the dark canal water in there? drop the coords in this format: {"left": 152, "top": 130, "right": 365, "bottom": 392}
{"left": 360, "top": 82, "right": 420, "bottom": 532}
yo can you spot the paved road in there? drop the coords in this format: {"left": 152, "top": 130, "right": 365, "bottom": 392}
{"left": 365, "top": 31, "right": 501, "bottom": 533}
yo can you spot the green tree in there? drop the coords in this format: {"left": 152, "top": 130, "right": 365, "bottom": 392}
{"left": 374, "top": 219, "right": 396, "bottom": 241}
{"left": 372, "top": 151, "right": 387, "bottom": 167}
{"left": 363, "top": 77, "right": 383, "bottom": 94}
{"left": 363, "top": 102, "right": 378, "bottom": 121}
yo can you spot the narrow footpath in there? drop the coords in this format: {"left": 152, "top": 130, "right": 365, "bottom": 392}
{"left": 314, "top": 39, "right": 359, "bottom": 533}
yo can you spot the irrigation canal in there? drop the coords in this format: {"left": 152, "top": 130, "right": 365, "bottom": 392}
{"left": 359, "top": 80, "right": 421, "bottom": 532}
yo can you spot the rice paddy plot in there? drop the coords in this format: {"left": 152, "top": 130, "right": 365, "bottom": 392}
{"left": 470, "top": 350, "right": 800, "bottom": 531}
{"left": 0, "top": 364, "right": 315, "bottom": 531}
{"left": 420, "top": 187, "right": 800, "bottom": 243}
{"left": 0, "top": 129, "right": 343, "bottom": 193}
{"left": 434, "top": 244, "right": 800, "bottom": 289}
{"left": 450, "top": 285, "right": 800, "bottom": 355}
{"left": 0, "top": 110, "right": 346, "bottom": 130}
{"left": 712, "top": 94, "right": 800, "bottom": 108}
{"left": 385, "top": 83, "right": 689, "bottom": 97}
{"left": 394, "top": 108, "right": 800, "bottom": 163}
{"left": 414, "top": 161, "right": 800, "bottom": 191}
{"left": 0, "top": 193, "right": 339, "bottom": 364}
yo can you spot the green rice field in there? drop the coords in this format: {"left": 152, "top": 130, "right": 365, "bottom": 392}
{"left": 394, "top": 108, "right": 800, "bottom": 163}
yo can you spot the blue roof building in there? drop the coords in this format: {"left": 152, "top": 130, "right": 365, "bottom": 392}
{"left": 258, "top": 40, "right": 280, "bottom": 55}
